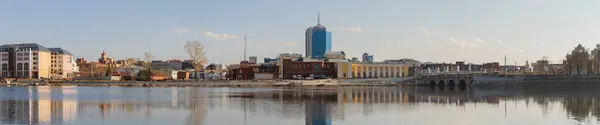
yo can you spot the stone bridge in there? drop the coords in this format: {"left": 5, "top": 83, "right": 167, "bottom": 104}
{"left": 418, "top": 74, "right": 475, "bottom": 88}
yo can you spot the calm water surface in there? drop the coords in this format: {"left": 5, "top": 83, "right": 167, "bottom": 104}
{"left": 0, "top": 86, "right": 600, "bottom": 125}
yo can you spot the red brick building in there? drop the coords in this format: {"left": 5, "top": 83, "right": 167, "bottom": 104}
{"left": 227, "top": 61, "right": 280, "bottom": 80}
{"left": 281, "top": 59, "right": 336, "bottom": 79}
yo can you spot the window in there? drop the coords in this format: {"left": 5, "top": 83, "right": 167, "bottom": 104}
{"left": 1, "top": 63, "right": 6, "bottom": 71}
{"left": 33, "top": 66, "right": 37, "bottom": 70}
{"left": 33, "top": 57, "right": 37, "bottom": 60}
{"left": 23, "top": 63, "right": 29, "bottom": 71}
{"left": 33, "top": 52, "right": 37, "bottom": 56}
{"left": 17, "top": 63, "right": 23, "bottom": 70}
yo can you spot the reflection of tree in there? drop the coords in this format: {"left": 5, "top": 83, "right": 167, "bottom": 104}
{"left": 561, "top": 97, "right": 600, "bottom": 121}
{"left": 561, "top": 97, "right": 597, "bottom": 122}
{"left": 185, "top": 88, "right": 207, "bottom": 125}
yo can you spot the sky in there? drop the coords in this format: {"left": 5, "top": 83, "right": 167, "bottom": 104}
{"left": 2, "top": 0, "right": 600, "bottom": 65}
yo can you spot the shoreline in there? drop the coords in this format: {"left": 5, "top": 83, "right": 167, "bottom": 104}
{"left": 0, "top": 81, "right": 406, "bottom": 87}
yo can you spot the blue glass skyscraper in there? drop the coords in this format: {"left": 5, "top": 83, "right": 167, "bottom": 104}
{"left": 305, "top": 12, "right": 332, "bottom": 59}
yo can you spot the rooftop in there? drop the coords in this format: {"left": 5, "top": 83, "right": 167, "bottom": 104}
{"left": 0, "top": 43, "right": 50, "bottom": 52}
{"left": 48, "top": 48, "right": 73, "bottom": 55}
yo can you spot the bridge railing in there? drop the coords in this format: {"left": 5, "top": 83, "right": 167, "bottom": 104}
{"left": 418, "top": 72, "right": 486, "bottom": 78}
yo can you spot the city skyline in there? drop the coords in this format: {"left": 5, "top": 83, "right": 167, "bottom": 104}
{"left": 2, "top": 0, "right": 600, "bottom": 64}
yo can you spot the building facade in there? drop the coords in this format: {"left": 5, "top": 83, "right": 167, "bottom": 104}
{"left": 249, "top": 56, "right": 257, "bottom": 64}
{"left": 0, "top": 43, "right": 51, "bottom": 79}
{"left": 324, "top": 51, "right": 345, "bottom": 60}
{"left": 98, "top": 51, "right": 114, "bottom": 64}
{"left": 362, "top": 53, "right": 373, "bottom": 63}
{"left": 532, "top": 59, "right": 550, "bottom": 73}
{"left": 305, "top": 14, "right": 332, "bottom": 59}
{"left": 282, "top": 59, "right": 336, "bottom": 79}
{"left": 276, "top": 53, "right": 303, "bottom": 78}
{"left": 151, "top": 61, "right": 183, "bottom": 70}
{"left": 382, "top": 58, "right": 419, "bottom": 66}
{"left": 336, "top": 62, "right": 408, "bottom": 79}
{"left": 49, "top": 48, "right": 75, "bottom": 79}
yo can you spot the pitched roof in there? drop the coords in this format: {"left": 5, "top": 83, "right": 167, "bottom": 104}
{"left": 48, "top": 48, "right": 73, "bottom": 55}
{"left": 0, "top": 43, "right": 50, "bottom": 52}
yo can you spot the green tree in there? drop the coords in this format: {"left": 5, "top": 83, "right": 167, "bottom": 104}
{"left": 106, "top": 65, "right": 112, "bottom": 76}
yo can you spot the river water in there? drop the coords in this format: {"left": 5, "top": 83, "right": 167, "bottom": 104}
{"left": 0, "top": 86, "right": 599, "bottom": 125}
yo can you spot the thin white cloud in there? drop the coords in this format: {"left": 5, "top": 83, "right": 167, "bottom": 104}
{"left": 473, "top": 38, "right": 485, "bottom": 43}
{"left": 203, "top": 30, "right": 239, "bottom": 41}
{"left": 496, "top": 40, "right": 503, "bottom": 44}
{"left": 448, "top": 38, "right": 479, "bottom": 48}
{"left": 281, "top": 41, "right": 297, "bottom": 47}
{"left": 170, "top": 28, "right": 191, "bottom": 34}
{"left": 514, "top": 49, "right": 525, "bottom": 53}
{"left": 415, "top": 27, "right": 437, "bottom": 34}
{"left": 337, "top": 27, "right": 364, "bottom": 33}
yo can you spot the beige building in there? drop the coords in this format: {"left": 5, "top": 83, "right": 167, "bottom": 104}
{"left": 336, "top": 62, "right": 409, "bottom": 79}
{"left": 49, "top": 48, "right": 75, "bottom": 79}
{"left": 325, "top": 51, "right": 346, "bottom": 60}
{"left": 0, "top": 43, "right": 51, "bottom": 79}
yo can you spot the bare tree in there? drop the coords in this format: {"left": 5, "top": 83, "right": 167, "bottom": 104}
{"left": 142, "top": 52, "right": 154, "bottom": 80}
{"left": 185, "top": 41, "right": 207, "bottom": 71}
{"left": 144, "top": 52, "right": 153, "bottom": 63}
{"left": 126, "top": 58, "right": 137, "bottom": 66}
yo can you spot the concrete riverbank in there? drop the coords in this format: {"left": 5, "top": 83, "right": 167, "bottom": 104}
{"left": 0, "top": 80, "right": 406, "bottom": 87}
{"left": 0, "top": 77, "right": 415, "bottom": 87}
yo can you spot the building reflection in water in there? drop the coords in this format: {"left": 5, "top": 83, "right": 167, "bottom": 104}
{"left": 0, "top": 86, "right": 78, "bottom": 125}
{"left": 226, "top": 87, "right": 600, "bottom": 124}
{"left": 0, "top": 86, "right": 211, "bottom": 125}
{"left": 304, "top": 96, "right": 333, "bottom": 125}
{"left": 4, "top": 86, "right": 600, "bottom": 124}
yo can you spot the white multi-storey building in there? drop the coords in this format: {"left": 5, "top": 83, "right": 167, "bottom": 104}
{"left": 0, "top": 43, "right": 51, "bottom": 79}
{"left": 49, "top": 48, "right": 75, "bottom": 79}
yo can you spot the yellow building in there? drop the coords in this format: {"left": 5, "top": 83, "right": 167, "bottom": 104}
{"left": 336, "top": 62, "right": 409, "bottom": 79}
{"left": 49, "top": 48, "right": 75, "bottom": 79}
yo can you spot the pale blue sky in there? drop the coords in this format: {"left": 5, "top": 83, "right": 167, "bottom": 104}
{"left": 2, "top": 0, "right": 600, "bottom": 64}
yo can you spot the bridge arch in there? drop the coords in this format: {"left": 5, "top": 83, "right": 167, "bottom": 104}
{"left": 438, "top": 80, "right": 445, "bottom": 87}
{"left": 459, "top": 79, "right": 467, "bottom": 87}
{"left": 448, "top": 80, "right": 456, "bottom": 87}
{"left": 429, "top": 80, "right": 436, "bottom": 87}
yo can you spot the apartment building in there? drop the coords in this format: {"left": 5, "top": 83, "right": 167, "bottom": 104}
{"left": 0, "top": 43, "right": 51, "bottom": 79}
{"left": 49, "top": 48, "right": 75, "bottom": 79}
